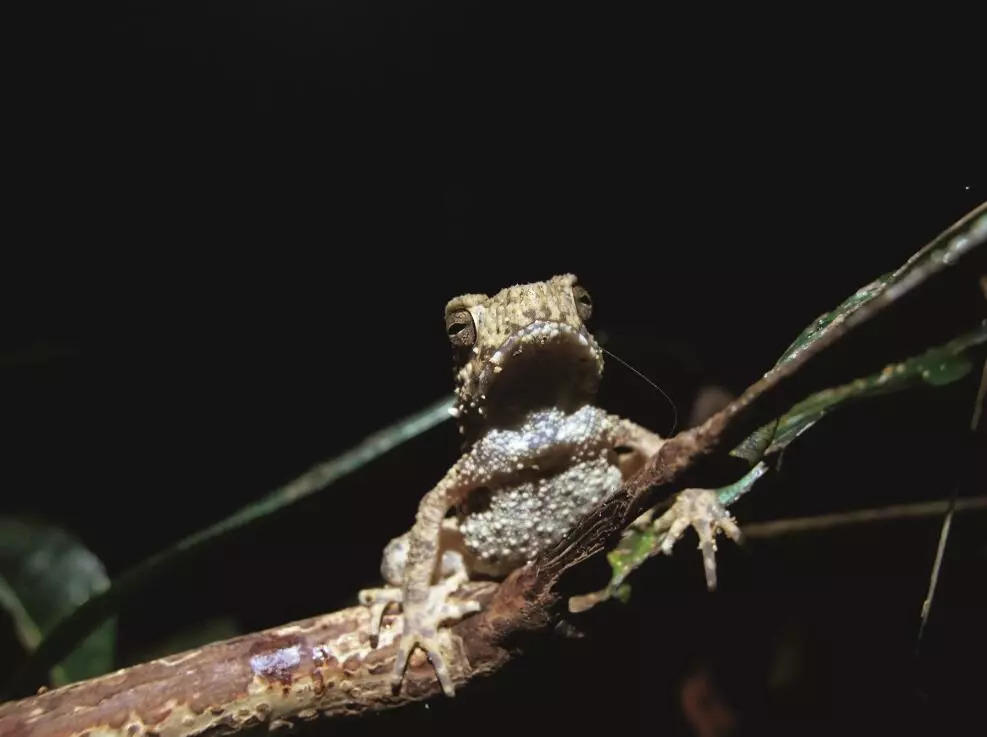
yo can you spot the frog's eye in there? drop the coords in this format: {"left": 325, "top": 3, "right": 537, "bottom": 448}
{"left": 445, "top": 309, "right": 477, "bottom": 348}
{"left": 573, "top": 285, "right": 593, "bottom": 321}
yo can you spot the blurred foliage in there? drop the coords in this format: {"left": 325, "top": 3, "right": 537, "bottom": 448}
{"left": 0, "top": 518, "right": 116, "bottom": 687}
{"left": 2, "top": 396, "right": 453, "bottom": 697}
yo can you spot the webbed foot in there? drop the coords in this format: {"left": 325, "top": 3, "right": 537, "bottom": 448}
{"left": 653, "top": 488, "right": 742, "bottom": 590}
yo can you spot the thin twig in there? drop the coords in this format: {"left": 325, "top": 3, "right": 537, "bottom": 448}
{"left": 742, "top": 496, "right": 987, "bottom": 539}
{"left": 918, "top": 357, "right": 987, "bottom": 645}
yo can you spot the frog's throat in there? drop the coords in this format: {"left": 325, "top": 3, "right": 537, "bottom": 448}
{"left": 469, "top": 320, "right": 604, "bottom": 411}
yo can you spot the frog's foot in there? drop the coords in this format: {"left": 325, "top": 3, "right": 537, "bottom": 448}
{"left": 653, "top": 488, "right": 742, "bottom": 591}
{"left": 391, "top": 577, "right": 483, "bottom": 697}
{"left": 357, "top": 585, "right": 402, "bottom": 642}
{"left": 359, "top": 550, "right": 482, "bottom": 696}
{"left": 359, "top": 549, "right": 478, "bottom": 639}
{"left": 393, "top": 626, "right": 455, "bottom": 696}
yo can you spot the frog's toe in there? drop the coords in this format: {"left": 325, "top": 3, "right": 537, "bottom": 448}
{"left": 359, "top": 549, "right": 482, "bottom": 658}
{"left": 392, "top": 584, "right": 483, "bottom": 696}
{"left": 358, "top": 586, "right": 402, "bottom": 641}
{"left": 441, "top": 598, "right": 482, "bottom": 620}
{"left": 392, "top": 630, "right": 457, "bottom": 697}
{"left": 653, "top": 487, "right": 742, "bottom": 591}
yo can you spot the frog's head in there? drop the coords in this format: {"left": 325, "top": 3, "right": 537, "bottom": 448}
{"left": 445, "top": 273, "right": 604, "bottom": 435}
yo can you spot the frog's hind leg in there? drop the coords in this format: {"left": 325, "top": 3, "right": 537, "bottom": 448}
{"left": 359, "top": 538, "right": 480, "bottom": 640}
{"left": 389, "top": 544, "right": 482, "bottom": 696}
{"left": 391, "top": 570, "right": 483, "bottom": 698}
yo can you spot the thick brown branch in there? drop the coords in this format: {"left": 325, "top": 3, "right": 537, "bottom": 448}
{"left": 0, "top": 583, "right": 500, "bottom": 737}
{"left": 1, "top": 203, "right": 984, "bottom": 736}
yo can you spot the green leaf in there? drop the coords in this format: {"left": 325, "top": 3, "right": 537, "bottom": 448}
{"left": 714, "top": 461, "right": 770, "bottom": 507}
{"left": 0, "top": 518, "right": 116, "bottom": 687}
{"left": 568, "top": 523, "right": 656, "bottom": 613}
{"left": 765, "top": 326, "right": 985, "bottom": 455}
{"left": 731, "top": 275, "right": 898, "bottom": 465}
{"left": 4, "top": 394, "right": 455, "bottom": 698}
{"left": 736, "top": 205, "right": 987, "bottom": 461}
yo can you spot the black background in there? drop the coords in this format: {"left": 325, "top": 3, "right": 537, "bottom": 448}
{"left": 3, "top": 3, "right": 985, "bottom": 735}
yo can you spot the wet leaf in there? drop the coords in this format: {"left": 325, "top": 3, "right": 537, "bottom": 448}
{"left": 736, "top": 205, "right": 987, "bottom": 461}
{"left": 0, "top": 518, "right": 116, "bottom": 687}
{"left": 765, "top": 325, "right": 985, "bottom": 455}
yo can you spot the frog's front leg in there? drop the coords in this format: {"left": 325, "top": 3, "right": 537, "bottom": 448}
{"left": 613, "top": 418, "right": 665, "bottom": 481}
{"left": 652, "top": 487, "right": 742, "bottom": 590}
{"left": 614, "top": 419, "right": 743, "bottom": 591}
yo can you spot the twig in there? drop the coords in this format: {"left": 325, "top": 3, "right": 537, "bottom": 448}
{"left": 918, "top": 356, "right": 987, "bottom": 645}
{"left": 742, "top": 496, "right": 987, "bottom": 538}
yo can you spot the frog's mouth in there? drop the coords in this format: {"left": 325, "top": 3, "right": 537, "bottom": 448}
{"left": 474, "top": 320, "right": 604, "bottom": 420}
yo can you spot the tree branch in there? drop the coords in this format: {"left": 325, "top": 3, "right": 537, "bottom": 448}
{"left": 741, "top": 495, "right": 987, "bottom": 538}
{"left": 0, "top": 585, "right": 503, "bottom": 737}
{"left": 1, "top": 203, "right": 984, "bottom": 736}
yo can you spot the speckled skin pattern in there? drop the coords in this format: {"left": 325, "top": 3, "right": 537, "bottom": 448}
{"left": 456, "top": 406, "right": 623, "bottom": 572}
{"left": 358, "top": 274, "right": 664, "bottom": 696}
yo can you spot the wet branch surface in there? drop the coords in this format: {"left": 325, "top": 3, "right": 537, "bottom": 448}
{"left": 2, "top": 204, "right": 984, "bottom": 737}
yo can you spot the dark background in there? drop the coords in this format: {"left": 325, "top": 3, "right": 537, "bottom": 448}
{"left": 3, "top": 3, "right": 985, "bottom": 735}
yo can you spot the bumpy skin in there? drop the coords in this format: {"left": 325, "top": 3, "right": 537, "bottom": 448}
{"left": 358, "top": 274, "right": 736, "bottom": 696}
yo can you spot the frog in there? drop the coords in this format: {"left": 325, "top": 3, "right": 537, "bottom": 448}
{"left": 358, "top": 274, "right": 741, "bottom": 696}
